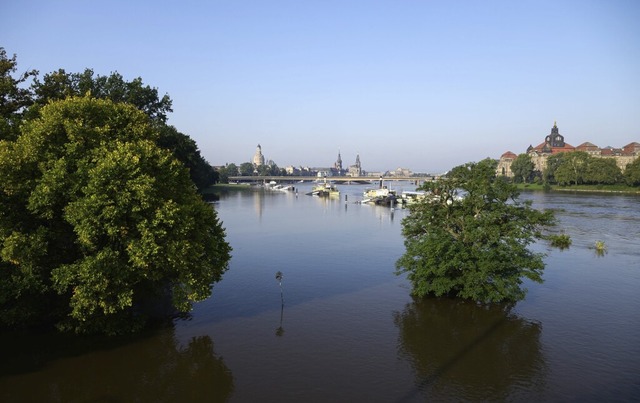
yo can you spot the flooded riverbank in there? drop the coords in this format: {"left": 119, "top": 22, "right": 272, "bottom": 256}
{"left": 2, "top": 185, "right": 639, "bottom": 401}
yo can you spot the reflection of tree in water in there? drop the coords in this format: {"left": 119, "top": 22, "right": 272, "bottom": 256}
{"left": 394, "top": 297, "right": 547, "bottom": 401}
{"left": 0, "top": 327, "right": 234, "bottom": 402}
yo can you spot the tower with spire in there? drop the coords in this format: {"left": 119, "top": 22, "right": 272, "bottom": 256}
{"left": 348, "top": 154, "right": 363, "bottom": 176}
{"left": 545, "top": 121, "right": 566, "bottom": 148}
{"left": 334, "top": 150, "right": 343, "bottom": 172}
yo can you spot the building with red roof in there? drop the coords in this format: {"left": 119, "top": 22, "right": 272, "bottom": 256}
{"left": 497, "top": 122, "right": 639, "bottom": 177}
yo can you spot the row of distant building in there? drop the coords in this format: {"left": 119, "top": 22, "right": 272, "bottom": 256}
{"left": 251, "top": 144, "right": 415, "bottom": 177}
{"left": 497, "top": 122, "right": 640, "bottom": 177}
{"left": 247, "top": 123, "right": 640, "bottom": 179}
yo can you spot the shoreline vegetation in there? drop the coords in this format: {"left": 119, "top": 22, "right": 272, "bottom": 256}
{"left": 515, "top": 183, "right": 640, "bottom": 194}
{"left": 207, "top": 182, "right": 639, "bottom": 195}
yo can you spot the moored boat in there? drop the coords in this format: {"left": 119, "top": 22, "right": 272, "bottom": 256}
{"left": 400, "top": 190, "right": 427, "bottom": 205}
{"left": 362, "top": 187, "right": 400, "bottom": 206}
{"left": 307, "top": 180, "right": 340, "bottom": 197}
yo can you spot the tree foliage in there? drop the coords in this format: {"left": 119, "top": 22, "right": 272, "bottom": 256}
{"left": 28, "top": 68, "right": 218, "bottom": 190}
{"left": 216, "top": 163, "right": 238, "bottom": 183}
{"left": 510, "top": 153, "right": 535, "bottom": 183}
{"left": 0, "top": 96, "right": 231, "bottom": 334}
{"left": 583, "top": 157, "right": 622, "bottom": 185}
{"left": 256, "top": 163, "right": 284, "bottom": 176}
{"left": 239, "top": 162, "right": 254, "bottom": 176}
{"left": 624, "top": 156, "right": 640, "bottom": 186}
{"left": 0, "top": 50, "right": 215, "bottom": 191}
{"left": 0, "top": 47, "right": 38, "bottom": 140}
{"left": 543, "top": 153, "right": 565, "bottom": 184}
{"left": 156, "top": 124, "right": 218, "bottom": 189}
{"left": 553, "top": 151, "right": 590, "bottom": 185}
{"left": 30, "top": 68, "right": 173, "bottom": 123}
{"left": 396, "top": 158, "right": 559, "bottom": 303}
{"left": 544, "top": 151, "right": 624, "bottom": 186}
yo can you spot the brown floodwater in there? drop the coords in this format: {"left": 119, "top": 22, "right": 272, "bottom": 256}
{"left": 1, "top": 184, "right": 639, "bottom": 402}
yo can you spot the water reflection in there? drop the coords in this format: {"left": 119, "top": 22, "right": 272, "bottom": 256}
{"left": 275, "top": 303, "right": 285, "bottom": 337}
{"left": 522, "top": 192, "right": 640, "bottom": 256}
{"left": 394, "top": 297, "right": 546, "bottom": 401}
{"left": 254, "top": 188, "right": 265, "bottom": 220}
{"left": 275, "top": 270, "right": 285, "bottom": 337}
{"left": 3, "top": 189, "right": 635, "bottom": 401}
{"left": 0, "top": 327, "right": 234, "bottom": 402}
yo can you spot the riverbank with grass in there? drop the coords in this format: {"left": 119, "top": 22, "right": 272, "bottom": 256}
{"left": 516, "top": 183, "right": 640, "bottom": 194}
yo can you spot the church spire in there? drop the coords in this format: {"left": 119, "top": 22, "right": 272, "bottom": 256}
{"left": 335, "top": 149, "right": 343, "bottom": 171}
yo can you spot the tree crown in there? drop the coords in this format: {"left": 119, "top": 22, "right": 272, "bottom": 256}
{"left": 396, "top": 158, "right": 559, "bottom": 303}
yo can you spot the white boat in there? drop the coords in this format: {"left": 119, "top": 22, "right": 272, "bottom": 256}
{"left": 276, "top": 184, "right": 295, "bottom": 191}
{"left": 362, "top": 187, "right": 399, "bottom": 206}
{"left": 400, "top": 190, "right": 427, "bottom": 205}
{"left": 268, "top": 183, "right": 295, "bottom": 191}
{"left": 307, "top": 180, "right": 339, "bottom": 197}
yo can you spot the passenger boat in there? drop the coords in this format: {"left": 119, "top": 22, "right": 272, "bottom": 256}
{"left": 307, "top": 180, "right": 340, "bottom": 197}
{"left": 362, "top": 187, "right": 400, "bottom": 206}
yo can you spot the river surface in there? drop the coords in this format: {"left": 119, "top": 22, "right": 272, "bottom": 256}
{"left": 1, "top": 183, "right": 639, "bottom": 402}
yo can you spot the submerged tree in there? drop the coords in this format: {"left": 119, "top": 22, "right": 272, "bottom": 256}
{"left": 396, "top": 158, "right": 561, "bottom": 303}
{"left": 0, "top": 96, "right": 231, "bottom": 334}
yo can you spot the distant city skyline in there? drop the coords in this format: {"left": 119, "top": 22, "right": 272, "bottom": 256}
{"left": 2, "top": 1, "right": 639, "bottom": 172}
{"left": 246, "top": 123, "right": 639, "bottom": 174}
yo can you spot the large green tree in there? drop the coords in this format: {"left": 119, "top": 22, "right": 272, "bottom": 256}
{"left": 29, "top": 68, "right": 218, "bottom": 190}
{"left": 546, "top": 152, "right": 624, "bottom": 186}
{"left": 553, "top": 151, "right": 590, "bottom": 185}
{"left": 216, "top": 163, "right": 239, "bottom": 183}
{"left": 156, "top": 124, "right": 218, "bottom": 189}
{"left": 0, "top": 96, "right": 231, "bottom": 334}
{"left": 239, "top": 162, "right": 255, "bottom": 176}
{"left": 543, "top": 153, "right": 566, "bottom": 184}
{"left": 31, "top": 68, "right": 173, "bottom": 123}
{"left": 510, "top": 153, "right": 535, "bottom": 183}
{"left": 256, "top": 163, "right": 284, "bottom": 176}
{"left": 624, "top": 156, "right": 640, "bottom": 186}
{"left": 396, "top": 158, "right": 559, "bottom": 303}
{"left": 0, "top": 48, "right": 38, "bottom": 140}
{"left": 7, "top": 61, "right": 215, "bottom": 191}
{"left": 583, "top": 157, "right": 622, "bottom": 185}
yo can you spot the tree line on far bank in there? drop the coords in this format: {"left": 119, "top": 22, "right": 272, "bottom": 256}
{"left": 509, "top": 151, "right": 640, "bottom": 187}
{"left": 216, "top": 162, "right": 287, "bottom": 183}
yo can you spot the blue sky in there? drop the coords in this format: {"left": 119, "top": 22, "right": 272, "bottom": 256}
{"left": 2, "top": 0, "right": 639, "bottom": 173}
